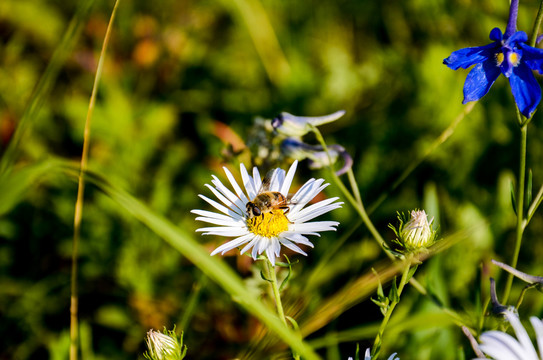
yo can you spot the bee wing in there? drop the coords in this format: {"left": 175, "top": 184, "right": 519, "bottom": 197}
{"left": 259, "top": 169, "right": 276, "bottom": 193}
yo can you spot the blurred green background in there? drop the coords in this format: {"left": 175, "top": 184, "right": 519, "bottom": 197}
{"left": 2, "top": 0, "right": 543, "bottom": 359}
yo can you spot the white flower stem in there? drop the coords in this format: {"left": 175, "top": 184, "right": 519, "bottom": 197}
{"left": 265, "top": 259, "right": 288, "bottom": 327}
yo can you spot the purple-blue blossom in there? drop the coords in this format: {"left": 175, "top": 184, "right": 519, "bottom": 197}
{"left": 443, "top": 0, "right": 543, "bottom": 118}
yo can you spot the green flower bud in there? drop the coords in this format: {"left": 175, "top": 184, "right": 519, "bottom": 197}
{"left": 389, "top": 210, "right": 437, "bottom": 254}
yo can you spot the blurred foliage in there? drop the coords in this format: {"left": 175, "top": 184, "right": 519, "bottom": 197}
{"left": 2, "top": 0, "right": 543, "bottom": 359}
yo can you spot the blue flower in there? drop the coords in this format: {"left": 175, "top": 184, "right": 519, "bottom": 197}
{"left": 444, "top": 0, "right": 543, "bottom": 118}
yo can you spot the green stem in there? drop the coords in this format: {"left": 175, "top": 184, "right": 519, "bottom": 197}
{"left": 371, "top": 258, "right": 412, "bottom": 359}
{"left": 265, "top": 259, "right": 288, "bottom": 327}
{"left": 502, "top": 122, "right": 527, "bottom": 304}
{"left": 529, "top": 0, "right": 543, "bottom": 47}
{"left": 309, "top": 125, "right": 390, "bottom": 257}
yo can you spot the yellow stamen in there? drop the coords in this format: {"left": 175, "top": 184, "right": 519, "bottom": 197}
{"left": 246, "top": 209, "right": 289, "bottom": 238}
{"left": 508, "top": 52, "right": 520, "bottom": 66}
{"left": 496, "top": 52, "right": 504, "bottom": 65}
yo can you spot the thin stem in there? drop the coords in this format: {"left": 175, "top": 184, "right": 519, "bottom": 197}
{"left": 515, "top": 283, "right": 538, "bottom": 309}
{"left": 265, "top": 259, "right": 288, "bottom": 327}
{"left": 529, "top": 0, "right": 543, "bottom": 47}
{"left": 70, "top": 2, "right": 120, "bottom": 359}
{"left": 371, "top": 258, "right": 412, "bottom": 359}
{"left": 502, "top": 123, "right": 527, "bottom": 304}
{"left": 310, "top": 125, "right": 390, "bottom": 257}
{"left": 347, "top": 168, "right": 362, "bottom": 207}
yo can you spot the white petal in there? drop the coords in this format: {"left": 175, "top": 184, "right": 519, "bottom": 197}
{"left": 479, "top": 331, "right": 527, "bottom": 360}
{"left": 364, "top": 348, "right": 371, "bottom": 360}
{"left": 280, "top": 238, "right": 307, "bottom": 256}
{"left": 257, "top": 236, "right": 269, "bottom": 254}
{"left": 530, "top": 317, "right": 543, "bottom": 359}
{"left": 191, "top": 209, "right": 240, "bottom": 222}
{"left": 210, "top": 233, "right": 255, "bottom": 255}
{"left": 386, "top": 354, "right": 399, "bottom": 360}
{"left": 280, "top": 160, "right": 297, "bottom": 196}
{"left": 194, "top": 216, "right": 245, "bottom": 227}
{"left": 282, "top": 232, "right": 314, "bottom": 247}
{"left": 506, "top": 311, "right": 539, "bottom": 359}
{"left": 199, "top": 195, "right": 242, "bottom": 219}
{"left": 290, "top": 198, "right": 342, "bottom": 223}
{"left": 240, "top": 236, "right": 258, "bottom": 256}
{"left": 205, "top": 184, "right": 245, "bottom": 217}
{"left": 223, "top": 166, "right": 250, "bottom": 204}
{"left": 211, "top": 175, "right": 245, "bottom": 213}
{"left": 241, "top": 163, "right": 257, "bottom": 200}
{"left": 251, "top": 237, "right": 262, "bottom": 259}
{"left": 252, "top": 167, "right": 262, "bottom": 194}
{"left": 292, "top": 221, "right": 339, "bottom": 233}
{"left": 197, "top": 227, "right": 249, "bottom": 237}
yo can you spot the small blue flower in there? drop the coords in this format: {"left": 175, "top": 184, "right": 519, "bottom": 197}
{"left": 444, "top": 0, "right": 543, "bottom": 118}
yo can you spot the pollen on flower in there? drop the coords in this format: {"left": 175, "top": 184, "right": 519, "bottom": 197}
{"left": 508, "top": 51, "right": 520, "bottom": 66}
{"left": 496, "top": 52, "right": 505, "bottom": 65}
{"left": 246, "top": 209, "right": 289, "bottom": 238}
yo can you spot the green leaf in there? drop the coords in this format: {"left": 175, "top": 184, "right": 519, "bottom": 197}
{"left": 407, "top": 264, "right": 419, "bottom": 282}
{"left": 389, "top": 277, "right": 399, "bottom": 303}
{"left": 372, "top": 268, "right": 385, "bottom": 299}
{"left": 0, "top": 160, "right": 58, "bottom": 216}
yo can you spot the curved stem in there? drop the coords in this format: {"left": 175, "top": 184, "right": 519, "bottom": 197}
{"left": 529, "top": 0, "right": 543, "bottom": 47}
{"left": 310, "top": 125, "right": 390, "bottom": 257}
{"left": 371, "top": 258, "right": 412, "bottom": 359}
{"left": 502, "top": 123, "right": 527, "bottom": 304}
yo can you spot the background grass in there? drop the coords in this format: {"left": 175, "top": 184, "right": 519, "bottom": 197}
{"left": 2, "top": 0, "right": 543, "bottom": 359}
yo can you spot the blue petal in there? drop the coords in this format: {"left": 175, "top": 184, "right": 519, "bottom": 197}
{"left": 462, "top": 60, "right": 501, "bottom": 103}
{"left": 444, "top": 42, "right": 499, "bottom": 70}
{"left": 489, "top": 27, "right": 503, "bottom": 41}
{"left": 509, "top": 64, "right": 541, "bottom": 118}
{"left": 519, "top": 43, "right": 543, "bottom": 74}
{"left": 506, "top": 30, "right": 528, "bottom": 45}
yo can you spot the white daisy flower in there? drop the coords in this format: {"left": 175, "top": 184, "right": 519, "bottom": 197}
{"left": 192, "top": 160, "right": 342, "bottom": 265}
{"left": 474, "top": 309, "right": 543, "bottom": 360}
{"left": 348, "top": 348, "right": 399, "bottom": 360}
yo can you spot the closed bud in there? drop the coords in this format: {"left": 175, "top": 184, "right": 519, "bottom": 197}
{"left": 144, "top": 328, "right": 186, "bottom": 360}
{"left": 389, "top": 210, "right": 437, "bottom": 254}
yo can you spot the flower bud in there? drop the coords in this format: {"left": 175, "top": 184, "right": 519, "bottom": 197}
{"left": 144, "top": 328, "right": 186, "bottom": 360}
{"left": 389, "top": 210, "right": 437, "bottom": 253}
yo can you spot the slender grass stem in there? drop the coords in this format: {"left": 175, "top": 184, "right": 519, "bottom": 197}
{"left": 371, "top": 258, "right": 412, "bottom": 359}
{"left": 502, "top": 121, "right": 527, "bottom": 304}
{"left": 265, "top": 259, "right": 288, "bottom": 327}
{"left": 70, "top": 2, "right": 120, "bottom": 359}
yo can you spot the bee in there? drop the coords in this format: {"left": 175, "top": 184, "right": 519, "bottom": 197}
{"left": 246, "top": 169, "right": 294, "bottom": 219}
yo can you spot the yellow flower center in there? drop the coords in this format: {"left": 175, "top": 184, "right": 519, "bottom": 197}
{"left": 508, "top": 52, "right": 520, "bottom": 66}
{"left": 246, "top": 209, "right": 289, "bottom": 237}
{"left": 496, "top": 51, "right": 520, "bottom": 66}
{"left": 496, "top": 52, "right": 504, "bottom": 65}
